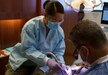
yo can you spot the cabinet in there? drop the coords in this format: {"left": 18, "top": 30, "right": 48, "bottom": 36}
{"left": 0, "top": 0, "right": 37, "bottom": 19}
{"left": 0, "top": 0, "right": 41, "bottom": 49}
{"left": 0, "top": 19, "right": 26, "bottom": 49}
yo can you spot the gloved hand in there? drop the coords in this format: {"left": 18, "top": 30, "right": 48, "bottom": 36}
{"left": 47, "top": 59, "right": 58, "bottom": 69}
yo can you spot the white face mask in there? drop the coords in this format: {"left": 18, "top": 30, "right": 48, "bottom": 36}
{"left": 47, "top": 20, "right": 63, "bottom": 30}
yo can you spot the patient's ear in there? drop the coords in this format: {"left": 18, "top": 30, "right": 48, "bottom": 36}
{"left": 80, "top": 46, "right": 89, "bottom": 55}
{"left": 79, "top": 46, "right": 89, "bottom": 61}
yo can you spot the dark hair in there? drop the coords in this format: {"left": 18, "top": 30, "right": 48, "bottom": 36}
{"left": 43, "top": 0, "right": 64, "bottom": 16}
{"left": 69, "top": 20, "right": 107, "bottom": 49}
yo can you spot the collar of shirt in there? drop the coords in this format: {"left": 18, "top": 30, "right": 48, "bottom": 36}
{"left": 92, "top": 54, "right": 108, "bottom": 65}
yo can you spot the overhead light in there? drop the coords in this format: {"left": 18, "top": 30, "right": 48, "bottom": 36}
{"left": 64, "top": 0, "right": 103, "bottom": 12}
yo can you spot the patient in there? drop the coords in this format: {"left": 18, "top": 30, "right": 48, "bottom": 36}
{"left": 69, "top": 20, "right": 108, "bottom": 75}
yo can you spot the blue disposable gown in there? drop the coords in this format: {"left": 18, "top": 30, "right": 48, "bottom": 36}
{"left": 83, "top": 61, "right": 108, "bottom": 75}
{"left": 9, "top": 16, "right": 65, "bottom": 71}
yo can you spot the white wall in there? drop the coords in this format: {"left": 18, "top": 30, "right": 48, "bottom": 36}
{"left": 83, "top": 12, "right": 108, "bottom": 38}
{"left": 83, "top": 12, "right": 107, "bottom": 26}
